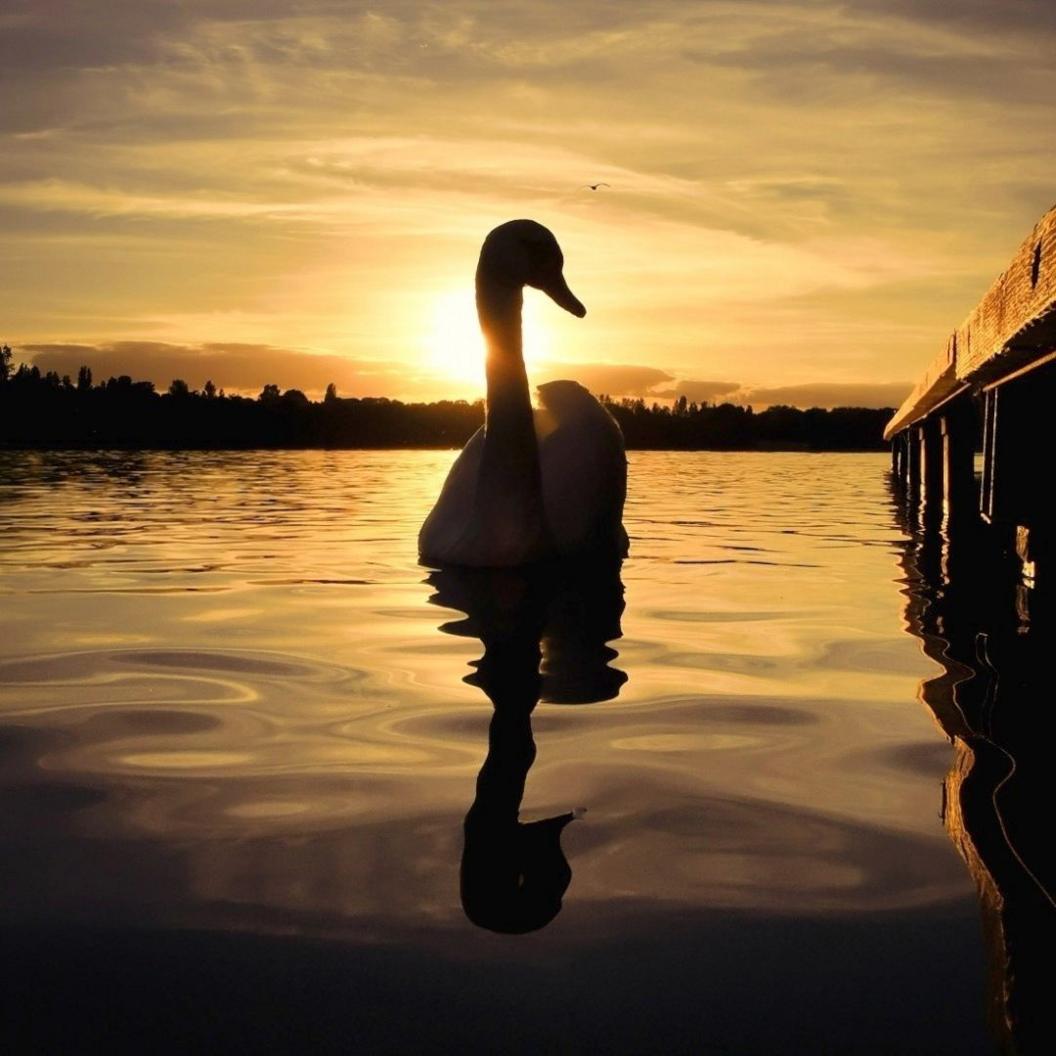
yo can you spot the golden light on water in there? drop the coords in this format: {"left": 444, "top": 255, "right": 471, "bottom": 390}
{"left": 3, "top": 3, "right": 1053, "bottom": 1044}
{"left": 0, "top": 445, "right": 1025, "bottom": 1049}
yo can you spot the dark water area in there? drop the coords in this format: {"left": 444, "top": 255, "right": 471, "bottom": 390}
{"left": 0, "top": 450, "right": 1049, "bottom": 1053}
{"left": 895, "top": 483, "right": 1056, "bottom": 1056}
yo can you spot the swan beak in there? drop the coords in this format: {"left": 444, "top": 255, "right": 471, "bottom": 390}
{"left": 541, "top": 273, "right": 587, "bottom": 318}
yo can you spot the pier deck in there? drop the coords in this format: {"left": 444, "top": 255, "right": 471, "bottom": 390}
{"left": 887, "top": 205, "right": 1056, "bottom": 590}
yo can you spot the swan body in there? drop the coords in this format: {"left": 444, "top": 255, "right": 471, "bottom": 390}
{"left": 419, "top": 221, "right": 628, "bottom": 568}
{"left": 421, "top": 381, "right": 628, "bottom": 565}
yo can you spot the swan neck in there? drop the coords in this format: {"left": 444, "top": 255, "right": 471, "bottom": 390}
{"left": 473, "top": 268, "right": 550, "bottom": 562}
{"left": 476, "top": 273, "right": 531, "bottom": 428}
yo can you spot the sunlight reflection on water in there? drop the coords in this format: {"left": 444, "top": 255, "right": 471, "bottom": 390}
{"left": 0, "top": 450, "right": 990, "bottom": 1053}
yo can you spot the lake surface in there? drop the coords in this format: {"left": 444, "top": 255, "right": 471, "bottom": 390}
{"left": 0, "top": 450, "right": 1002, "bottom": 1052}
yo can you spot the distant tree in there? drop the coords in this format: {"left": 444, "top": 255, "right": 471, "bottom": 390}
{"left": 62, "top": 374, "right": 73, "bottom": 391}
{"left": 0, "top": 354, "right": 892, "bottom": 450}
{"left": 0, "top": 343, "right": 11, "bottom": 383}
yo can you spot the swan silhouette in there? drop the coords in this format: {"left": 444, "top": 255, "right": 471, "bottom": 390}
{"left": 419, "top": 220, "right": 629, "bottom": 568}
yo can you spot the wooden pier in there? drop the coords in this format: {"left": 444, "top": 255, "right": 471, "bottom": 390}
{"left": 888, "top": 205, "right": 1056, "bottom": 1049}
{"left": 887, "top": 204, "right": 1056, "bottom": 589}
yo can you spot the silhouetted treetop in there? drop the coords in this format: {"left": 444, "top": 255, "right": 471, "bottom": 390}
{"left": 0, "top": 360, "right": 893, "bottom": 451}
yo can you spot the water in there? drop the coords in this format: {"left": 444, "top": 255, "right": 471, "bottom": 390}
{"left": 0, "top": 450, "right": 999, "bottom": 1052}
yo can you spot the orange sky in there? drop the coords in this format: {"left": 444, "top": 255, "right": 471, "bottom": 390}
{"left": 3, "top": 1, "right": 1055, "bottom": 406}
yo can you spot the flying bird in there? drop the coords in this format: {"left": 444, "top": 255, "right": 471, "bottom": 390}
{"left": 582, "top": 182, "right": 610, "bottom": 191}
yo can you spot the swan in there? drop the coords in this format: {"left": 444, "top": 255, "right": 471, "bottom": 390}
{"left": 419, "top": 219, "right": 629, "bottom": 568}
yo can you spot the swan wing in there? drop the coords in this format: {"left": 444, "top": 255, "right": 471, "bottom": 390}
{"left": 418, "top": 427, "right": 484, "bottom": 564}
{"left": 537, "top": 390, "right": 627, "bottom": 558}
{"left": 420, "top": 388, "right": 629, "bottom": 565}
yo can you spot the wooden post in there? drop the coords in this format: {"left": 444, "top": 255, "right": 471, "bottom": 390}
{"left": 981, "top": 388, "right": 999, "bottom": 523}
{"left": 906, "top": 425, "right": 921, "bottom": 515}
{"left": 988, "top": 366, "right": 1056, "bottom": 590}
{"left": 892, "top": 431, "right": 909, "bottom": 486}
{"left": 921, "top": 417, "right": 944, "bottom": 525}
{"left": 984, "top": 381, "right": 1035, "bottom": 529}
{"left": 941, "top": 398, "right": 977, "bottom": 527}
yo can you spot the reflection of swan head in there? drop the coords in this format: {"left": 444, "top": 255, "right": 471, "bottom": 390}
{"left": 478, "top": 219, "right": 586, "bottom": 318}
{"left": 462, "top": 812, "right": 575, "bottom": 934}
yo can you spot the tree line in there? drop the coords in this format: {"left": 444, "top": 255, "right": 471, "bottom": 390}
{"left": 0, "top": 351, "right": 892, "bottom": 451}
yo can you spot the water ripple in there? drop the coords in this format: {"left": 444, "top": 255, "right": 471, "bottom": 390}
{"left": 0, "top": 450, "right": 960, "bottom": 931}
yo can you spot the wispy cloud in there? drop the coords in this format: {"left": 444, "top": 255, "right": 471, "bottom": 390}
{"left": 726, "top": 381, "right": 910, "bottom": 410}
{"left": 23, "top": 341, "right": 908, "bottom": 409}
{"left": 23, "top": 341, "right": 455, "bottom": 400}
{"left": 3, "top": 0, "right": 1054, "bottom": 398}
{"left": 23, "top": 342, "right": 690, "bottom": 402}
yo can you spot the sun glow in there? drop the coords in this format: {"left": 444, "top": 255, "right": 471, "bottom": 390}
{"left": 422, "top": 288, "right": 554, "bottom": 390}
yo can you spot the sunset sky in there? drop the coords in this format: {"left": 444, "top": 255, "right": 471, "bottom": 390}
{"left": 3, "top": 1, "right": 1054, "bottom": 406}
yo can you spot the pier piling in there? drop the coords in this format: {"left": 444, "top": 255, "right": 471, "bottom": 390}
{"left": 920, "top": 417, "right": 944, "bottom": 524}
{"left": 941, "top": 399, "right": 977, "bottom": 526}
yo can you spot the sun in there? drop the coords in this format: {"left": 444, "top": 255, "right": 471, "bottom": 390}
{"left": 422, "top": 288, "right": 553, "bottom": 388}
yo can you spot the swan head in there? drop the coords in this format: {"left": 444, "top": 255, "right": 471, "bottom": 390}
{"left": 478, "top": 219, "right": 586, "bottom": 318}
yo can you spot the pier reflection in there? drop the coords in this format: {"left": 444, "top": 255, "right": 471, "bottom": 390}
{"left": 896, "top": 482, "right": 1056, "bottom": 1053}
{"left": 426, "top": 562, "right": 625, "bottom": 933}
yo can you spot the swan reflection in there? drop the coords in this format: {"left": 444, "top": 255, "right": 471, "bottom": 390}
{"left": 426, "top": 561, "right": 625, "bottom": 933}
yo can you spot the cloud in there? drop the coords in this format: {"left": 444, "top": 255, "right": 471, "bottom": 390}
{"left": 667, "top": 379, "right": 741, "bottom": 403}
{"left": 22, "top": 342, "right": 692, "bottom": 403}
{"left": 23, "top": 341, "right": 909, "bottom": 409}
{"left": 727, "top": 381, "right": 911, "bottom": 410}
{"left": 849, "top": 0, "right": 1056, "bottom": 38}
{"left": 534, "top": 363, "right": 674, "bottom": 397}
{"left": 3, "top": 0, "right": 1055, "bottom": 398}
{"left": 23, "top": 342, "right": 446, "bottom": 400}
